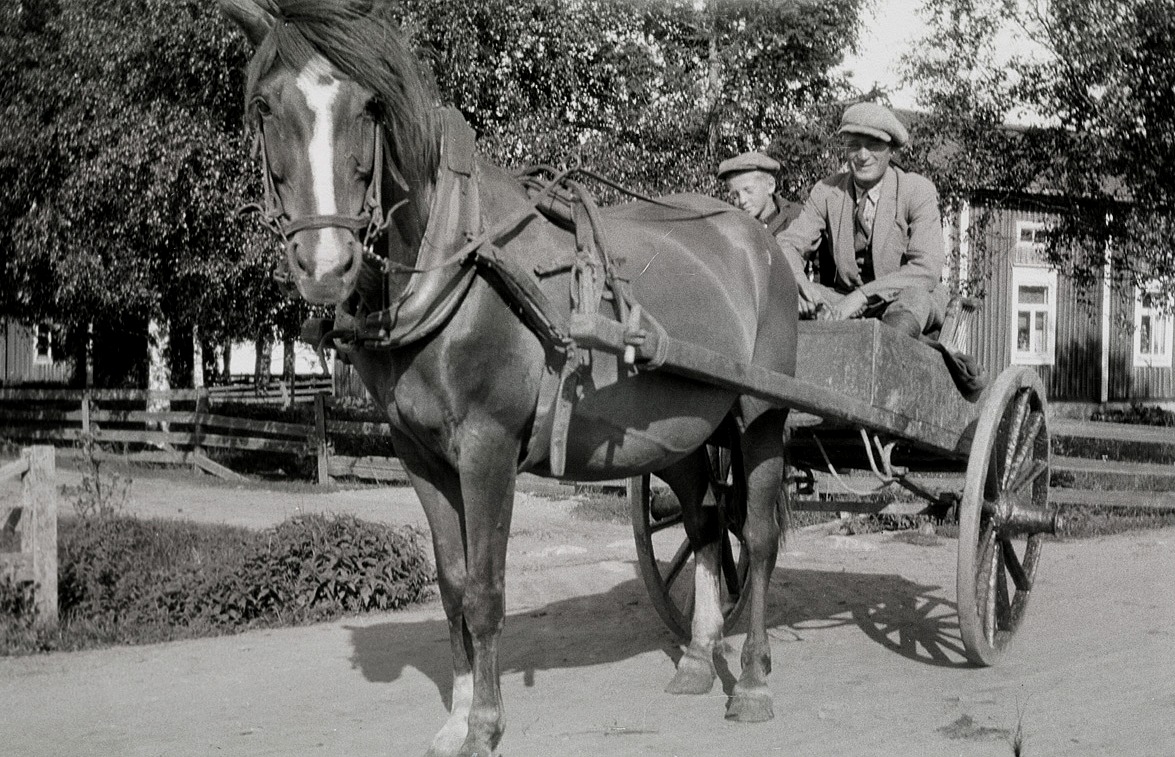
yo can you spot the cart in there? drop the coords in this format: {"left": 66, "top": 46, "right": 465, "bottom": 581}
{"left": 569, "top": 314, "right": 1057, "bottom": 667}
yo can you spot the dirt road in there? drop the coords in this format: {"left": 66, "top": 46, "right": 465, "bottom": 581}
{"left": 2, "top": 469, "right": 1173, "bottom": 757}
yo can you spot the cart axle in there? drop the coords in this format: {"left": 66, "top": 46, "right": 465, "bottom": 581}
{"left": 983, "top": 500, "right": 1062, "bottom": 535}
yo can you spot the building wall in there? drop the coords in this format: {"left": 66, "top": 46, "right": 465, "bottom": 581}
{"left": 1107, "top": 281, "right": 1175, "bottom": 401}
{"left": 1, "top": 319, "right": 74, "bottom": 385}
{"left": 961, "top": 199, "right": 1174, "bottom": 404}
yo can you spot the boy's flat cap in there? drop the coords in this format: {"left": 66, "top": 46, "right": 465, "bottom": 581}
{"left": 717, "top": 151, "right": 780, "bottom": 179}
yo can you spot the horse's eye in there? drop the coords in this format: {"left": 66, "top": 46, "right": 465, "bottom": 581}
{"left": 364, "top": 99, "right": 383, "bottom": 121}
{"left": 253, "top": 98, "right": 272, "bottom": 118}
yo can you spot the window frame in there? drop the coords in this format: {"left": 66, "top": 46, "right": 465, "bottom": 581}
{"left": 32, "top": 323, "right": 54, "bottom": 366}
{"left": 1133, "top": 284, "right": 1173, "bottom": 368}
{"left": 1010, "top": 264, "right": 1057, "bottom": 366}
{"left": 1015, "top": 220, "right": 1053, "bottom": 251}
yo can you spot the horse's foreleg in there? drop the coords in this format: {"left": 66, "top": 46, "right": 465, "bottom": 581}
{"left": 394, "top": 440, "right": 474, "bottom": 757}
{"left": 455, "top": 434, "right": 519, "bottom": 757}
{"left": 658, "top": 450, "right": 723, "bottom": 695}
{"left": 727, "top": 406, "right": 786, "bottom": 723}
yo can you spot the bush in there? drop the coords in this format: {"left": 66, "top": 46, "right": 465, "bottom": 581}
{"left": 1, "top": 513, "right": 434, "bottom": 654}
{"left": 1091, "top": 403, "right": 1175, "bottom": 427}
{"left": 170, "top": 514, "right": 435, "bottom": 626}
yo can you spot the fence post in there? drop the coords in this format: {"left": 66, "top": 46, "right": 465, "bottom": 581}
{"left": 314, "top": 392, "right": 330, "bottom": 485}
{"left": 22, "top": 445, "right": 58, "bottom": 627}
{"left": 192, "top": 388, "right": 208, "bottom": 474}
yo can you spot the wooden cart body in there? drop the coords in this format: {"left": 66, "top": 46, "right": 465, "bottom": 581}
{"left": 571, "top": 313, "right": 1055, "bottom": 666}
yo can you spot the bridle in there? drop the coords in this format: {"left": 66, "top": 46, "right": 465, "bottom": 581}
{"left": 242, "top": 119, "right": 404, "bottom": 277}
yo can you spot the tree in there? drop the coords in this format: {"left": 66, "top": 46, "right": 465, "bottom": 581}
{"left": 901, "top": 0, "right": 1175, "bottom": 307}
{"left": 0, "top": 0, "right": 303, "bottom": 386}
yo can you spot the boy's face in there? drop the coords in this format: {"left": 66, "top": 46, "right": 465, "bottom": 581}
{"left": 725, "top": 171, "right": 775, "bottom": 221}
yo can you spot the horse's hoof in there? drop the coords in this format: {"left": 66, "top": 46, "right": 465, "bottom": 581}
{"left": 725, "top": 690, "right": 775, "bottom": 722}
{"left": 664, "top": 649, "right": 716, "bottom": 695}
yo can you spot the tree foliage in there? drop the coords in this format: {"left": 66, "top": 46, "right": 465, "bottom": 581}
{"left": 394, "top": 0, "right": 863, "bottom": 199}
{"left": 1, "top": 0, "right": 865, "bottom": 384}
{"left": 0, "top": 0, "right": 298, "bottom": 358}
{"left": 902, "top": 0, "right": 1175, "bottom": 305}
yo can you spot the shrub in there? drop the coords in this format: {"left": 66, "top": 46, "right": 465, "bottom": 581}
{"left": 169, "top": 514, "right": 434, "bottom": 626}
{"left": 1091, "top": 402, "right": 1175, "bottom": 427}
{"left": 2, "top": 512, "right": 434, "bottom": 654}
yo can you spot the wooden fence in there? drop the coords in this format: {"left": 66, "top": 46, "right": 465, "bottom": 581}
{"left": 0, "top": 388, "right": 326, "bottom": 483}
{"left": 206, "top": 376, "right": 334, "bottom": 405}
{"left": 0, "top": 445, "right": 57, "bottom": 625}
{"left": 1, "top": 389, "right": 1172, "bottom": 509}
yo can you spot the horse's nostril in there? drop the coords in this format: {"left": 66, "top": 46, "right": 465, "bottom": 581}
{"left": 286, "top": 239, "right": 310, "bottom": 275}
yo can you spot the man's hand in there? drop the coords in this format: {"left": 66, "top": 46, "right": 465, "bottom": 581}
{"left": 827, "top": 289, "right": 868, "bottom": 321}
{"left": 796, "top": 279, "right": 826, "bottom": 318}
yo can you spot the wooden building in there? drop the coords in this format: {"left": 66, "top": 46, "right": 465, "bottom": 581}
{"left": 0, "top": 319, "right": 74, "bottom": 386}
{"left": 950, "top": 194, "right": 1174, "bottom": 415}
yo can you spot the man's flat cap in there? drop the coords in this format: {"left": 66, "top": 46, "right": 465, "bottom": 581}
{"left": 717, "top": 151, "right": 780, "bottom": 179}
{"left": 838, "top": 102, "right": 909, "bottom": 148}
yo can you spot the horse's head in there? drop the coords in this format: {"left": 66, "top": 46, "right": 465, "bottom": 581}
{"left": 220, "top": 0, "right": 438, "bottom": 306}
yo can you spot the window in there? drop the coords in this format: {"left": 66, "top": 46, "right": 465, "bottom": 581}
{"left": 1134, "top": 285, "right": 1173, "bottom": 368}
{"left": 1011, "top": 266, "right": 1057, "bottom": 365}
{"left": 33, "top": 323, "right": 53, "bottom": 365}
{"left": 1015, "top": 220, "right": 1054, "bottom": 250}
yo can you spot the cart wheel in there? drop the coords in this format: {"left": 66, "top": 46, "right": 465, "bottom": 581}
{"left": 957, "top": 367, "right": 1053, "bottom": 666}
{"left": 630, "top": 444, "right": 750, "bottom": 640}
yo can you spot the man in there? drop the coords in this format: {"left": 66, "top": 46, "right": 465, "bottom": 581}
{"left": 776, "top": 102, "right": 948, "bottom": 338}
{"left": 717, "top": 151, "right": 802, "bottom": 240}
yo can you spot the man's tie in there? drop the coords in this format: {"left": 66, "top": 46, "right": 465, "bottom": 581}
{"left": 856, "top": 193, "right": 874, "bottom": 241}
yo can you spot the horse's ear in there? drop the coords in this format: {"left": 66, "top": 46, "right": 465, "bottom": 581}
{"left": 218, "top": 0, "right": 275, "bottom": 48}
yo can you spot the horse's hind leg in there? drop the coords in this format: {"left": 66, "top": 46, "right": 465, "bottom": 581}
{"left": 656, "top": 447, "right": 725, "bottom": 696}
{"left": 392, "top": 438, "right": 474, "bottom": 757}
{"left": 727, "top": 402, "right": 787, "bottom": 723}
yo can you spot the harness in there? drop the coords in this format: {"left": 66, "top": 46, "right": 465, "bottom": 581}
{"left": 260, "top": 108, "right": 683, "bottom": 474}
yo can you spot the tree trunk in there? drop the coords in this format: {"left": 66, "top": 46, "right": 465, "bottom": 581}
{"left": 254, "top": 332, "right": 272, "bottom": 394}
{"left": 147, "top": 318, "right": 170, "bottom": 433}
{"left": 282, "top": 337, "right": 296, "bottom": 408}
{"left": 222, "top": 342, "right": 232, "bottom": 381}
{"left": 703, "top": 1, "right": 723, "bottom": 159}
{"left": 192, "top": 326, "right": 204, "bottom": 389}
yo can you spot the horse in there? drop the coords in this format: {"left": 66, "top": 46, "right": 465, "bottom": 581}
{"left": 217, "top": 1, "right": 796, "bottom": 755}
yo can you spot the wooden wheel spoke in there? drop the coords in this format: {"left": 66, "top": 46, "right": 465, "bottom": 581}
{"left": 1000, "top": 537, "right": 1031, "bottom": 591}
{"left": 663, "top": 538, "right": 692, "bottom": 589}
{"left": 1010, "top": 459, "right": 1049, "bottom": 501}
{"left": 981, "top": 525, "right": 999, "bottom": 645}
{"left": 1003, "top": 411, "right": 1044, "bottom": 492}
{"left": 999, "top": 391, "right": 1030, "bottom": 487}
{"left": 995, "top": 550, "right": 1011, "bottom": 628}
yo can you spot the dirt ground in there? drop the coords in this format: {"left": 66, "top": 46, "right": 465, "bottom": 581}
{"left": 2, "top": 465, "right": 1174, "bottom": 757}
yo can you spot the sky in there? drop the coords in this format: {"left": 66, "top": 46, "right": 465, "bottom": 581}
{"left": 838, "top": 0, "right": 1051, "bottom": 125}
{"left": 838, "top": 0, "right": 926, "bottom": 110}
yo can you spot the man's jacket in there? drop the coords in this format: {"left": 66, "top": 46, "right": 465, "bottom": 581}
{"left": 778, "top": 165, "right": 944, "bottom": 302}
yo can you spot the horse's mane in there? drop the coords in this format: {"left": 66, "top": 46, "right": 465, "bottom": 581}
{"left": 243, "top": 0, "right": 440, "bottom": 195}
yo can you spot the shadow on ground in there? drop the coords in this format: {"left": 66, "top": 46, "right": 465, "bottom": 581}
{"left": 347, "top": 561, "right": 971, "bottom": 709}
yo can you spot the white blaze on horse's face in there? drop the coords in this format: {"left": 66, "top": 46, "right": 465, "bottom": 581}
{"left": 260, "top": 55, "right": 377, "bottom": 304}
